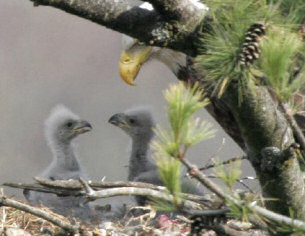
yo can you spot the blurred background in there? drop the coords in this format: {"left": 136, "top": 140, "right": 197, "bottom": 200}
{"left": 0, "top": 1, "right": 256, "bottom": 200}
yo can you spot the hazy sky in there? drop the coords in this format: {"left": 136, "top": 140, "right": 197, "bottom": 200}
{"left": 0, "top": 1, "right": 255, "bottom": 199}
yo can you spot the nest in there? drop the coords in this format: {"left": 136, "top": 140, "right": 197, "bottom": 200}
{"left": 0, "top": 205, "right": 192, "bottom": 236}
{"left": 0, "top": 196, "right": 265, "bottom": 236}
{"left": 0, "top": 206, "right": 70, "bottom": 235}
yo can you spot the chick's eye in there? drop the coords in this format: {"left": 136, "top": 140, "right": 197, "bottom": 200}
{"left": 129, "top": 118, "right": 135, "bottom": 124}
{"left": 66, "top": 122, "right": 73, "bottom": 128}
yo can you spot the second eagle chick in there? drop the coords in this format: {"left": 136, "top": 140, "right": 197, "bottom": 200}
{"left": 109, "top": 107, "right": 204, "bottom": 205}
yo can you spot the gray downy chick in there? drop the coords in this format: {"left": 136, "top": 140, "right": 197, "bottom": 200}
{"left": 24, "top": 105, "right": 96, "bottom": 222}
{"left": 109, "top": 107, "right": 204, "bottom": 206}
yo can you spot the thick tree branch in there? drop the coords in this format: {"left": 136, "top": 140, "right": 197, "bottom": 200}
{"left": 29, "top": 0, "right": 202, "bottom": 56}
{"left": 226, "top": 82, "right": 305, "bottom": 220}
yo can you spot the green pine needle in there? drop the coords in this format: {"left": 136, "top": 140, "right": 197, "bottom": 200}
{"left": 195, "top": 0, "right": 305, "bottom": 103}
{"left": 151, "top": 82, "right": 216, "bottom": 210}
{"left": 196, "top": 0, "right": 272, "bottom": 98}
{"left": 213, "top": 159, "right": 242, "bottom": 189}
{"left": 259, "top": 27, "right": 305, "bottom": 104}
{"left": 268, "top": 0, "right": 305, "bottom": 23}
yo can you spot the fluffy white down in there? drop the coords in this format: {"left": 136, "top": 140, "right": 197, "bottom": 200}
{"left": 44, "top": 104, "right": 79, "bottom": 144}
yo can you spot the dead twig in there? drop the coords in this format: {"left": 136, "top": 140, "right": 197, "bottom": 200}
{"left": 3, "top": 182, "right": 82, "bottom": 197}
{"left": 205, "top": 175, "right": 256, "bottom": 193}
{"left": 79, "top": 178, "right": 203, "bottom": 210}
{"left": 35, "top": 177, "right": 165, "bottom": 191}
{"left": 199, "top": 156, "right": 247, "bottom": 171}
{"left": 4, "top": 179, "right": 210, "bottom": 204}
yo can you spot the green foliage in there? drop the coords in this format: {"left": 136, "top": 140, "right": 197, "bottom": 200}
{"left": 196, "top": 0, "right": 305, "bottom": 105}
{"left": 153, "top": 83, "right": 215, "bottom": 158}
{"left": 196, "top": 0, "right": 272, "bottom": 98}
{"left": 268, "top": 0, "right": 305, "bottom": 23}
{"left": 226, "top": 198, "right": 252, "bottom": 222}
{"left": 214, "top": 159, "right": 242, "bottom": 189}
{"left": 149, "top": 198, "right": 177, "bottom": 212}
{"left": 151, "top": 83, "right": 216, "bottom": 209}
{"left": 212, "top": 159, "right": 253, "bottom": 222}
{"left": 154, "top": 151, "right": 182, "bottom": 195}
{"left": 259, "top": 27, "right": 305, "bottom": 104}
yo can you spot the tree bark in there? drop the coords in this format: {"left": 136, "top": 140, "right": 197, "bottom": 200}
{"left": 226, "top": 81, "right": 305, "bottom": 219}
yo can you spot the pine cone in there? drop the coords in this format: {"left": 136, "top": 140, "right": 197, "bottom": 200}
{"left": 240, "top": 23, "right": 266, "bottom": 66}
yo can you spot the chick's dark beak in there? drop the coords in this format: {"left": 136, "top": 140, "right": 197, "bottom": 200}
{"left": 74, "top": 120, "right": 92, "bottom": 134}
{"left": 108, "top": 113, "right": 129, "bottom": 128}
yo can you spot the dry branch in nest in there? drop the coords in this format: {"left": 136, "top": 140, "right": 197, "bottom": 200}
{"left": 4, "top": 178, "right": 214, "bottom": 207}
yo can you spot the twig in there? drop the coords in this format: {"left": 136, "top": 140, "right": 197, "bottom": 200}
{"left": 3, "top": 182, "right": 82, "bottom": 197}
{"left": 79, "top": 178, "right": 203, "bottom": 210}
{"left": 204, "top": 175, "right": 256, "bottom": 193}
{"left": 279, "top": 102, "right": 305, "bottom": 150}
{"left": 0, "top": 192, "right": 80, "bottom": 234}
{"left": 4, "top": 179, "right": 209, "bottom": 204}
{"left": 35, "top": 177, "right": 165, "bottom": 191}
{"left": 236, "top": 177, "right": 256, "bottom": 193}
{"left": 199, "top": 156, "right": 247, "bottom": 171}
